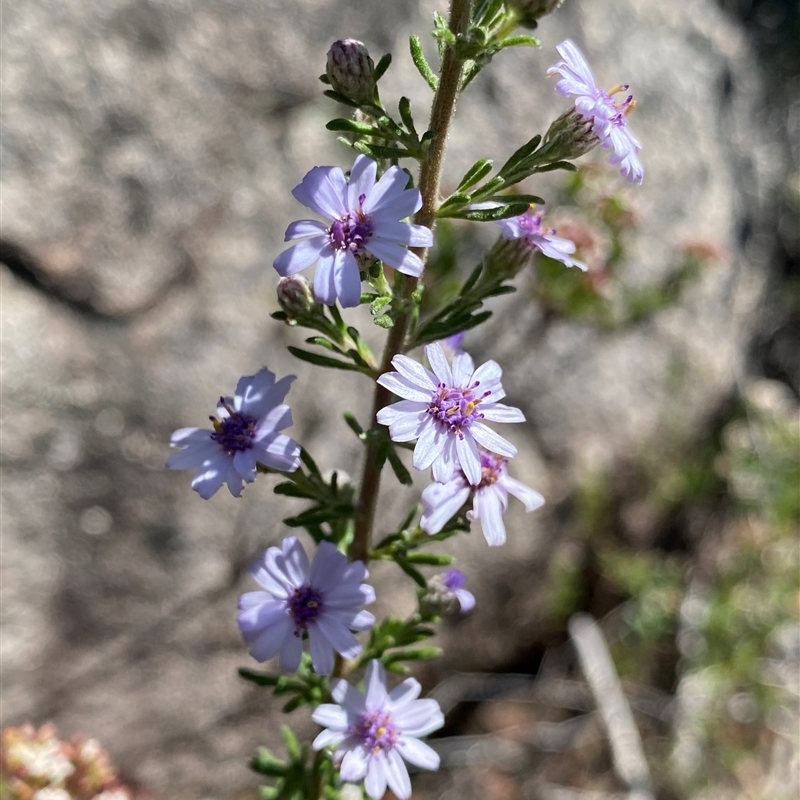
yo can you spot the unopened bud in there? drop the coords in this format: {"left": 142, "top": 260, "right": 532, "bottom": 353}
{"left": 542, "top": 107, "right": 600, "bottom": 161}
{"left": 510, "top": 0, "right": 565, "bottom": 28}
{"left": 277, "top": 275, "right": 317, "bottom": 317}
{"left": 419, "top": 569, "right": 475, "bottom": 618}
{"left": 326, "top": 39, "right": 376, "bottom": 106}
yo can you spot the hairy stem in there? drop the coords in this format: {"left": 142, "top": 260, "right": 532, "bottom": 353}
{"left": 349, "top": 0, "right": 472, "bottom": 564}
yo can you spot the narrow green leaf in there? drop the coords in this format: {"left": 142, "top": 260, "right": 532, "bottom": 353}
{"left": 461, "top": 262, "right": 484, "bottom": 294}
{"left": 456, "top": 158, "right": 494, "bottom": 192}
{"left": 397, "top": 559, "right": 427, "bottom": 588}
{"left": 459, "top": 202, "right": 530, "bottom": 222}
{"left": 238, "top": 668, "right": 280, "bottom": 687}
{"left": 351, "top": 140, "right": 412, "bottom": 160}
{"left": 343, "top": 412, "right": 365, "bottom": 438}
{"left": 398, "top": 96, "right": 417, "bottom": 137}
{"left": 287, "top": 346, "right": 365, "bottom": 373}
{"left": 409, "top": 35, "right": 438, "bottom": 91}
{"left": 300, "top": 447, "right": 321, "bottom": 477}
{"left": 322, "top": 89, "right": 359, "bottom": 108}
{"left": 384, "top": 646, "right": 443, "bottom": 664}
{"left": 498, "top": 34, "right": 541, "bottom": 49}
{"left": 273, "top": 483, "right": 314, "bottom": 499}
{"left": 533, "top": 160, "right": 579, "bottom": 174}
{"left": 325, "top": 118, "right": 385, "bottom": 137}
{"left": 386, "top": 446, "right": 413, "bottom": 486}
{"left": 373, "top": 53, "right": 392, "bottom": 82}
{"left": 486, "top": 193, "right": 545, "bottom": 205}
{"left": 405, "top": 552, "right": 455, "bottom": 565}
{"left": 499, "top": 134, "right": 543, "bottom": 175}
{"left": 437, "top": 191, "right": 472, "bottom": 211}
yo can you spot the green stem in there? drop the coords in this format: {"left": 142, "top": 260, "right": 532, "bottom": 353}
{"left": 349, "top": 0, "right": 472, "bottom": 564}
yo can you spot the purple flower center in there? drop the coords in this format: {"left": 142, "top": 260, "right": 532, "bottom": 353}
{"left": 288, "top": 585, "right": 324, "bottom": 633}
{"left": 327, "top": 203, "right": 373, "bottom": 253}
{"left": 596, "top": 85, "right": 634, "bottom": 128}
{"left": 350, "top": 710, "right": 398, "bottom": 754}
{"left": 518, "top": 209, "right": 545, "bottom": 236}
{"left": 443, "top": 568, "right": 466, "bottom": 592}
{"left": 427, "top": 382, "right": 490, "bottom": 436}
{"left": 210, "top": 400, "right": 257, "bottom": 453}
{"left": 478, "top": 452, "right": 506, "bottom": 488}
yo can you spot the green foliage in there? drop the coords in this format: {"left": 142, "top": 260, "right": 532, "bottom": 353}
{"left": 251, "top": 727, "right": 334, "bottom": 800}
{"left": 270, "top": 449, "right": 355, "bottom": 547}
{"left": 240, "top": 655, "right": 330, "bottom": 713}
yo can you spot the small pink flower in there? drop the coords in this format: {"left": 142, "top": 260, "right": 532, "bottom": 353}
{"left": 421, "top": 451, "right": 544, "bottom": 546}
{"left": 548, "top": 40, "right": 643, "bottom": 185}
{"left": 376, "top": 343, "right": 525, "bottom": 486}
{"left": 312, "top": 660, "right": 443, "bottom": 799}
{"left": 496, "top": 206, "right": 587, "bottom": 270}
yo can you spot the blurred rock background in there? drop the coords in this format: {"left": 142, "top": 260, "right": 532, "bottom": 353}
{"left": 1, "top": 0, "right": 797, "bottom": 798}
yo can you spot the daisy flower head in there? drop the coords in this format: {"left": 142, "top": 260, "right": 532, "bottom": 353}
{"left": 376, "top": 343, "right": 525, "bottom": 486}
{"left": 421, "top": 450, "right": 545, "bottom": 546}
{"left": 496, "top": 206, "right": 587, "bottom": 271}
{"left": 166, "top": 368, "right": 301, "bottom": 499}
{"left": 238, "top": 537, "right": 375, "bottom": 675}
{"left": 312, "top": 660, "right": 444, "bottom": 800}
{"left": 547, "top": 39, "right": 643, "bottom": 185}
{"left": 273, "top": 155, "right": 434, "bottom": 308}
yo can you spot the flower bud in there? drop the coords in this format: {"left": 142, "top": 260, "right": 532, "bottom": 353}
{"left": 419, "top": 569, "right": 475, "bottom": 617}
{"left": 277, "top": 275, "right": 317, "bottom": 317}
{"left": 542, "top": 107, "right": 600, "bottom": 161}
{"left": 326, "top": 39, "right": 376, "bottom": 105}
{"left": 510, "top": 0, "right": 565, "bottom": 28}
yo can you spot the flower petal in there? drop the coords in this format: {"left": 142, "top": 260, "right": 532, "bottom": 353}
{"left": 285, "top": 219, "right": 328, "bottom": 241}
{"left": 372, "top": 220, "right": 433, "bottom": 247}
{"left": 308, "top": 625, "right": 336, "bottom": 675}
{"left": 364, "top": 753, "right": 388, "bottom": 800}
{"left": 293, "top": 165, "right": 348, "bottom": 219}
{"left": 281, "top": 536, "right": 310, "bottom": 585}
{"left": 393, "top": 699, "right": 445, "bottom": 738}
{"left": 470, "top": 423, "right": 517, "bottom": 458}
{"left": 364, "top": 660, "right": 388, "bottom": 712}
{"left": 451, "top": 350, "right": 475, "bottom": 387}
{"left": 313, "top": 247, "right": 338, "bottom": 305}
{"left": 334, "top": 249, "right": 363, "bottom": 308}
{"left": 456, "top": 433, "right": 482, "bottom": 485}
{"left": 500, "top": 474, "right": 546, "bottom": 512}
{"left": 376, "top": 373, "right": 433, "bottom": 403}
{"left": 424, "top": 342, "right": 452, "bottom": 385}
{"left": 366, "top": 237, "right": 425, "bottom": 276}
{"left": 363, "top": 165, "right": 412, "bottom": 214}
{"left": 473, "top": 486, "right": 507, "bottom": 546}
{"left": 332, "top": 679, "right": 366, "bottom": 713}
{"left": 312, "top": 728, "right": 346, "bottom": 750}
{"left": 273, "top": 237, "right": 327, "bottom": 276}
{"left": 340, "top": 745, "right": 370, "bottom": 782}
{"left": 348, "top": 155, "right": 378, "bottom": 211}
{"left": 385, "top": 749, "right": 412, "bottom": 800}
{"left": 420, "top": 480, "right": 470, "bottom": 534}
{"left": 395, "top": 737, "right": 441, "bottom": 770}
{"left": 388, "top": 678, "right": 421, "bottom": 709}
{"left": 390, "top": 354, "right": 438, "bottom": 390}
{"left": 480, "top": 403, "right": 525, "bottom": 423}
{"left": 316, "top": 616, "right": 362, "bottom": 660}
{"left": 247, "top": 614, "right": 294, "bottom": 661}
{"left": 279, "top": 632, "right": 303, "bottom": 673}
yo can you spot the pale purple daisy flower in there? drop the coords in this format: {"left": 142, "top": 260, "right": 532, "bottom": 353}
{"left": 376, "top": 343, "right": 524, "bottom": 486}
{"left": 167, "top": 369, "right": 301, "bottom": 499}
{"left": 273, "top": 155, "right": 434, "bottom": 308}
{"left": 238, "top": 536, "right": 375, "bottom": 675}
{"left": 312, "top": 660, "right": 443, "bottom": 800}
{"left": 496, "top": 206, "right": 587, "bottom": 270}
{"left": 547, "top": 39, "right": 643, "bottom": 185}
{"left": 421, "top": 451, "right": 545, "bottom": 546}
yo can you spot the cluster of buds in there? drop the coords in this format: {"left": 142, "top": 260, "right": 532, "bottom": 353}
{"left": 0, "top": 724, "right": 132, "bottom": 800}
